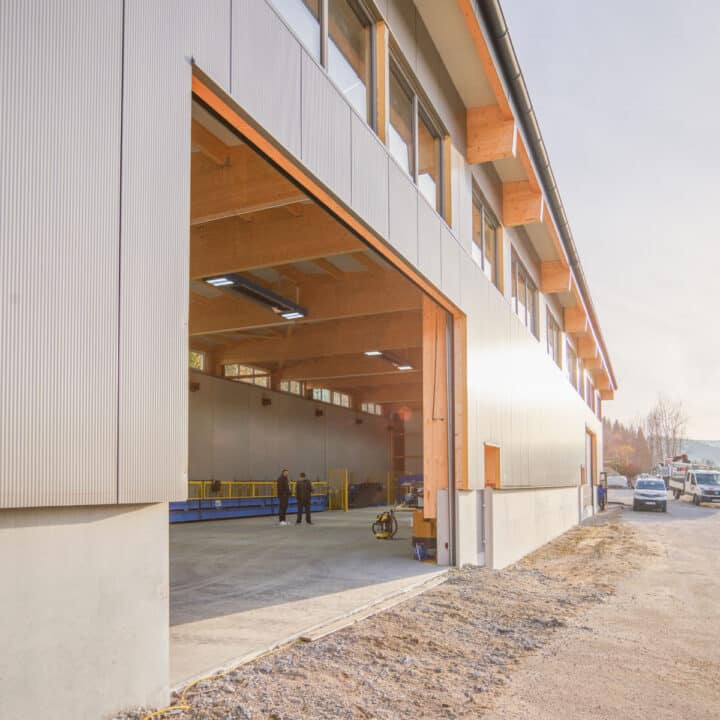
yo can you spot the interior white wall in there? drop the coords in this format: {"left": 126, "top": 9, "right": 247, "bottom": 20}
{"left": 189, "top": 371, "right": 390, "bottom": 484}
{"left": 487, "top": 486, "right": 580, "bottom": 569}
{"left": 0, "top": 503, "right": 169, "bottom": 720}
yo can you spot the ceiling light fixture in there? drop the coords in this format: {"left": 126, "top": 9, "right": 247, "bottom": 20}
{"left": 204, "top": 273, "right": 307, "bottom": 320}
{"left": 363, "top": 350, "right": 383, "bottom": 357}
{"left": 396, "top": 365, "right": 414, "bottom": 371}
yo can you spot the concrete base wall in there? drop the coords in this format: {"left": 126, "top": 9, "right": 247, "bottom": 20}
{"left": 487, "top": 487, "right": 579, "bottom": 569}
{"left": 455, "top": 489, "right": 485, "bottom": 566}
{"left": 0, "top": 503, "right": 169, "bottom": 720}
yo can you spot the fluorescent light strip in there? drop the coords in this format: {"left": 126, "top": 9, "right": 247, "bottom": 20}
{"left": 364, "top": 350, "right": 383, "bottom": 356}
{"left": 206, "top": 277, "right": 234, "bottom": 287}
{"left": 396, "top": 365, "right": 414, "bottom": 371}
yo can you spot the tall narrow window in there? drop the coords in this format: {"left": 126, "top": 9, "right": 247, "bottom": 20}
{"left": 388, "top": 58, "right": 447, "bottom": 217}
{"left": 511, "top": 252, "right": 538, "bottom": 338}
{"left": 388, "top": 67, "right": 414, "bottom": 176}
{"left": 471, "top": 191, "right": 500, "bottom": 288}
{"left": 270, "top": 0, "right": 321, "bottom": 62}
{"left": 328, "top": 0, "right": 371, "bottom": 123}
{"left": 417, "top": 109, "right": 440, "bottom": 209}
{"left": 547, "top": 311, "right": 561, "bottom": 368}
{"left": 566, "top": 340, "right": 579, "bottom": 391}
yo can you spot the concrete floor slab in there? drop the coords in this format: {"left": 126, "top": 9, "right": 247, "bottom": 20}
{"left": 169, "top": 508, "right": 443, "bottom": 686}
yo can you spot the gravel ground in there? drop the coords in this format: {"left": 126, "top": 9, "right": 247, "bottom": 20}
{"left": 117, "top": 515, "right": 646, "bottom": 720}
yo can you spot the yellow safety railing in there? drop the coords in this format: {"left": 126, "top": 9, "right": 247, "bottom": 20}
{"left": 328, "top": 468, "right": 349, "bottom": 511}
{"left": 187, "top": 480, "right": 329, "bottom": 500}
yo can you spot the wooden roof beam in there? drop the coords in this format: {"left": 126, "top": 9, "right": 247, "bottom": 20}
{"left": 577, "top": 335, "right": 598, "bottom": 361}
{"left": 466, "top": 105, "right": 517, "bottom": 165}
{"left": 217, "top": 311, "right": 422, "bottom": 365}
{"left": 190, "top": 203, "right": 364, "bottom": 279}
{"left": 190, "top": 271, "right": 421, "bottom": 335}
{"left": 502, "top": 181, "right": 544, "bottom": 227}
{"left": 540, "top": 260, "right": 572, "bottom": 294}
{"left": 276, "top": 350, "right": 423, "bottom": 382}
{"left": 356, "top": 383, "right": 423, "bottom": 405}
{"left": 564, "top": 305, "right": 588, "bottom": 335}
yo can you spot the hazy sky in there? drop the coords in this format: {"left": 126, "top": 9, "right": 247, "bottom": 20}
{"left": 501, "top": 0, "right": 720, "bottom": 440}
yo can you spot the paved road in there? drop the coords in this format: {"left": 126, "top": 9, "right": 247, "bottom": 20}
{"left": 486, "top": 485, "right": 720, "bottom": 719}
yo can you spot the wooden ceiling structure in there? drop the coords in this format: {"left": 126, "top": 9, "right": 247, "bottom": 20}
{"left": 189, "top": 102, "right": 424, "bottom": 409}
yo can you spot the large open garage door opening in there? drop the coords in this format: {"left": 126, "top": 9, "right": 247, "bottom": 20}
{"left": 168, "top": 84, "right": 458, "bottom": 686}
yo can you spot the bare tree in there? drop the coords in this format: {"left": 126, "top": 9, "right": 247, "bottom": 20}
{"left": 645, "top": 395, "right": 688, "bottom": 464}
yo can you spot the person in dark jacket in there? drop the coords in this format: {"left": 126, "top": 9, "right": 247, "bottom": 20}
{"left": 277, "top": 469, "right": 290, "bottom": 525}
{"left": 295, "top": 472, "right": 313, "bottom": 525}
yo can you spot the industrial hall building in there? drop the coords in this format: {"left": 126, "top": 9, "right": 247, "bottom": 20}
{"left": 0, "top": 0, "right": 617, "bottom": 717}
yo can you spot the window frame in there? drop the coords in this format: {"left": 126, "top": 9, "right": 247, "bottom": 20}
{"left": 223, "top": 363, "right": 271, "bottom": 388}
{"left": 270, "top": 0, "right": 377, "bottom": 131}
{"left": 388, "top": 53, "right": 447, "bottom": 218}
{"left": 510, "top": 251, "right": 539, "bottom": 338}
{"left": 566, "top": 339, "right": 579, "bottom": 392}
{"left": 546, "top": 308, "right": 562, "bottom": 368}
{"left": 471, "top": 187, "right": 501, "bottom": 290}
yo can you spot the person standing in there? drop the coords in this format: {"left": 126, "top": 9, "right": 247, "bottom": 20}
{"left": 296, "top": 472, "right": 313, "bottom": 525}
{"left": 276, "top": 469, "right": 290, "bottom": 525}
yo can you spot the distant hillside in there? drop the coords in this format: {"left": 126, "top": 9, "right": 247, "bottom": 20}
{"left": 682, "top": 439, "right": 720, "bottom": 465}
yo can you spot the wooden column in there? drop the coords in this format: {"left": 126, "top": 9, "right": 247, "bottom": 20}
{"left": 422, "top": 295, "right": 449, "bottom": 519}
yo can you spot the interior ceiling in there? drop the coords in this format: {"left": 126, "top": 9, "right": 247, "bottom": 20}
{"left": 189, "top": 101, "right": 424, "bottom": 406}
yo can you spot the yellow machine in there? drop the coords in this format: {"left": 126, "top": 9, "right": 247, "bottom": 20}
{"left": 372, "top": 508, "right": 398, "bottom": 539}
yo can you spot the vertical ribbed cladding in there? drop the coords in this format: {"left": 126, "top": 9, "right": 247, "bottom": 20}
{"left": 231, "top": 0, "right": 302, "bottom": 159}
{"left": 117, "top": 0, "right": 199, "bottom": 503}
{"left": 0, "top": 1, "right": 123, "bottom": 508}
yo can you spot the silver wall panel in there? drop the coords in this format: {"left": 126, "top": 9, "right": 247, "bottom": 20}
{"left": 387, "top": 161, "right": 418, "bottom": 264}
{"left": 351, "top": 114, "right": 390, "bottom": 238}
{"left": 0, "top": 0, "right": 122, "bottom": 508}
{"left": 440, "top": 227, "right": 461, "bottom": 307}
{"left": 301, "top": 52, "right": 352, "bottom": 204}
{"left": 183, "top": 0, "right": 231, "bottom": 91}
{"left": 417, "top": 197, "right": 442, "bottom": 288}
{"left": 386, "top": 0, "right": 418, "bottom": 71}
{"left": 232, "top": 0, "right": 302, "bottom": 158}
{"left": 118, "top": 0, "right": 191, "bottom": 503}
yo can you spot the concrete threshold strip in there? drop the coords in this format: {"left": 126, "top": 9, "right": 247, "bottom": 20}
{"left": 144, "top": 571, "right": 449, "bottom": 719}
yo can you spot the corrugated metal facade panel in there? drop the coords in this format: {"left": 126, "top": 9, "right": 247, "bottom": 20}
{"left": 350, "top": 114, "right": 389, "bottom": 238}
{"left": 0, "top": 0, "right": 122, "bottom": 508}
{"left": 387, "top": 162, "right": 418, "bottom": 264}
{"left": 231, "top": 0, "right": 302, "bottom": 159}
{"left": 440, "top": 226, "right": 460, "bottom": 306}
{"left": 417, "top": 197, "right": 442, "bottom": 288}
{"left": 184, "top": 0, "right": 232, "bottom": 91}
{"left": 301, "top": 52, "right": 352, "bottom": 204}
{"left": 118, "top": 0, "right": 190, "bottom": 503}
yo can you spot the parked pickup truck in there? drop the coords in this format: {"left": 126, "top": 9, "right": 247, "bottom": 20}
{"left": 669, "top": 469, "right": 720, "bottom": 505}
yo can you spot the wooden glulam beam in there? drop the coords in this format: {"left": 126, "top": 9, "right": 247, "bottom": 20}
{"left": 191, "top": 123, "right": 306, "bottom": 225}
{"left": 190, "top": 203, "right": 364, "bottom": 279}
{"left": 190, "top": 271, "right": 422, "bottom": 335}
{"left": 217, "top": 311, "right": 422, "bottom": 366}
{"left": 357, "top": 383, "right": 423, "bottom": 405}
{"left": 466, "top": 105, "right": 517, "bottom": 165}
{"left": 564, "top": 305, "right": 588, "bottom": 335}
{"left": 584, "top": 356, "right": 602, "bottom": 370}
{"left": 276, "top": 349, "right": 423, "bottom": 382}
{"left": 577, "top": 335, "right": 598, "bottom": 360}
{"left": 310, "top": 371, "right": 421, "bottom": 391}
{"left": 594, "top": 369, "right": 612, "bottom": 391}
{"left": 540, "top": 261, "right": 572, "bottom": 294}
{"left": 502, "top": 181, "right": 544, "bottom": 227}
{"left": 600, "top": 388, "right": 614, "bottom": 401}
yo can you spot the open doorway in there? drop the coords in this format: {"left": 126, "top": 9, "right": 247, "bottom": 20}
{"left": 168, "top": 85, "right": 458, "bottom": 685}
